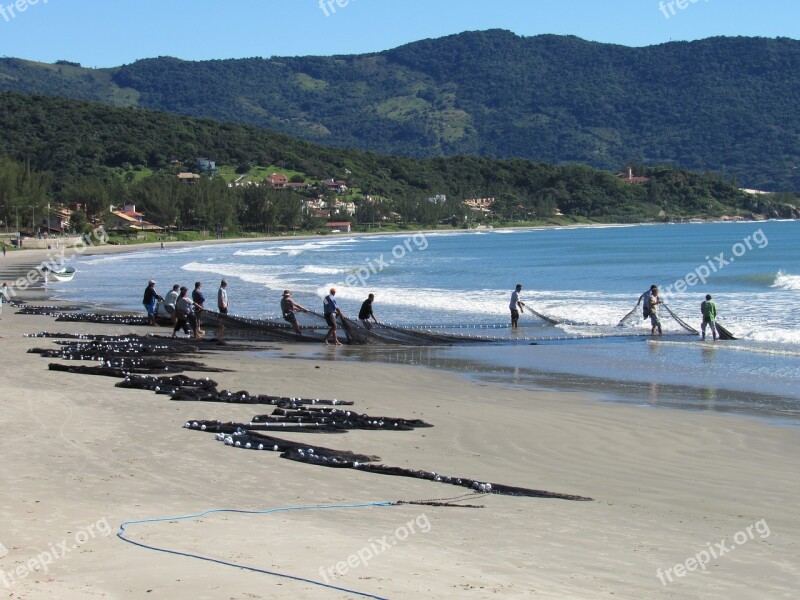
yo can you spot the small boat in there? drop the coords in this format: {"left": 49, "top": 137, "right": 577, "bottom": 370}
{"left": 42, "top": 266, "right": 77, "bottom": 282}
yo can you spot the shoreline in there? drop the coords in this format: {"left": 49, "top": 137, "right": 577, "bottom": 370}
{"left": 1, "top": 250, "right": 799, "bottom": 598}
{"left": 6, "top": 214, "right": 791, "bottom": 259}
{"left": 7, "top": 240, "right": 798, "bottom": 429}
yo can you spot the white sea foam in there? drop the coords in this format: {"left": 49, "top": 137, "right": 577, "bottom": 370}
{"left": 180, "top": 261, "right": 291, "bottom": 291}
{"left": 233, "top": 248, "right": 283, "bottom": 257}
{"left": 652, "top": 338, "right": 800, "bottom": 356}
{"left": 313, "top": 285, "right": 632, "bottom": 325}
{"left": 80, "top": 251, "right": 163, "bottom": 265}
{"left": 772, "top": 271, "right": 800, "bottom": 291}
{"left": 233, "top": 238, "right": 359, "bottom": 258}
{"left": 301, "top": 265, "right": 347, "bottom": 275}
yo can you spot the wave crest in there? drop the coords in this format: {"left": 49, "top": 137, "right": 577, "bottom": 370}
{"left": 772, "top": 271, "right": 800, "bottom": 291}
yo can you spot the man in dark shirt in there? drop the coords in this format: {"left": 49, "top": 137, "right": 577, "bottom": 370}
{"left": 358, "top": 293, "right": 380, "bottom": 329}
{"left": 142, "top": 280, "right": 162, "bottom": 326}
{"left": 192, "top": 281, "right": 206, "bottom": 333}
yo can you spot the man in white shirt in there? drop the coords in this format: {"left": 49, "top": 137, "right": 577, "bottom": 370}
{"left": 217, "top": 280, "right": 229, "bottom": 314}
{"left": 510, "top": 284, "right": 525, "bottom": 330}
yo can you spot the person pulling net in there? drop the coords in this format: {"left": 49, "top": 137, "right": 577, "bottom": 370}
{"left": 618, "top": 285, "right": 700, "bottom": 336}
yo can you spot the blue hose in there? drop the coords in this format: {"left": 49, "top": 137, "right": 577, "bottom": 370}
{"left": 117, "top": 501, "right": 397, "bottom": 599}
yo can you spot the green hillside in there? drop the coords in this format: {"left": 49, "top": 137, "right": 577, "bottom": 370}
{"left": 1, "top": 92, "right": 795, "bottom": 236}
{"left": 1, "top": 31, "right": 799, "bottom": 190}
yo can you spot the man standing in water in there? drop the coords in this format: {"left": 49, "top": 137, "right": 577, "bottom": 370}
{"left": 358, "top": 293, "right": 380, "bottom": 329}
{"left": 510, "top": 284, "right": 526, "bottom": 330}
{"left": 281, "top": 290, "right": 309, "bottom": 338}
{"left": 649, "top": 286, "right": 663, "bottom": 335}
{"left": 639, "top": 284, "right": 658, "bottom": 319}
{"left": 322, "top": 287, "right": 344, "bottom": 345}
{"left": 701, "top": 294, "right": 718, "bottom": 341}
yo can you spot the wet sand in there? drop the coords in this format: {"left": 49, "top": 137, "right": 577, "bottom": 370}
{"left": 1, "top": 247, "right": 798, "bottom": 599}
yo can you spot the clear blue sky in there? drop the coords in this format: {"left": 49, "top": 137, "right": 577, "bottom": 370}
{"left": 0, "top": 0, "right": 797, "bottom": 67}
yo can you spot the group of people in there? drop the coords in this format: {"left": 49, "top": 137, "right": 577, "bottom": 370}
{"left": 144, "top": 278, "right": 380, "bottom": 345}
{"left": 145, "top": 278, "right": 721, "bottom": 343}
{"left": 280, "top": 287, "right": 380, "bottom": 344}
{"left": 142, "top": 279, "right": 228, "bottom": 339}
{"left": 510, "top": 282, "right": 720, "bottom": 340}
{"left": 638, "top": 284, "right": 719, "bottom": 340}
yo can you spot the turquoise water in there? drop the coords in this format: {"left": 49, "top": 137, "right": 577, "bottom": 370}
{"left": 57, "top": 221, "right": 800, "bottom": 420}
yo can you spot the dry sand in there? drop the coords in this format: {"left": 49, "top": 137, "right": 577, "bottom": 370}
{"left": 0, "top": 246, "right": 798, "bottom": 599}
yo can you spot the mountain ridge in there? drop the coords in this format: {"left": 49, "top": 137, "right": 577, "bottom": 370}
{"left": 2, "top": 30, "right": 799, "bottom": 190}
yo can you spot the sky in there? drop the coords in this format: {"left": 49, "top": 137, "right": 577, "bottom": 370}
{"left": 0, "top": 0, "right": 798, "bottom": 67}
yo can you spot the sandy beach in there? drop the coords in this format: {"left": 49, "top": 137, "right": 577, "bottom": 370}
{"left": 1, "top": 245, "right": 798, "bottom": 599}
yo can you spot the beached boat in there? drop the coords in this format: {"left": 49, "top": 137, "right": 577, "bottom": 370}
{"left": 43, "top": 266, "right": 77, "bottom": 282}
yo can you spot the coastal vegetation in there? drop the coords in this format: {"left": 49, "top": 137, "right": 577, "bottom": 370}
{"left": 1, "top": 31, "right": 799, "bottom": 190}
{"left": 0, "top": 92, "right": 796, "bottom": 237}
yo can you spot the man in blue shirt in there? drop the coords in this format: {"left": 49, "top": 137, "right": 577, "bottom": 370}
{"left": 322, "top": 287, "right": 344, "bottom": 345}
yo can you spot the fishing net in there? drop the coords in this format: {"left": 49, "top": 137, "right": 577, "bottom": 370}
{"left": 198, "top": 428, "right": 592, "bottom": 501}
{"left": 203, "top": 309, "right": 497, "bottom": 345}
{"left": 715, "top": 322, "right": 737, "bottom": 340}
{"left": 617, "top": 301, "right": 699, "bottom": 334}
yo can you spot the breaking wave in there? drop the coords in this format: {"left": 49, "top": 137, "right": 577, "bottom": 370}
{"left": 772, "top": 271, "right": 800, "bottom": 291}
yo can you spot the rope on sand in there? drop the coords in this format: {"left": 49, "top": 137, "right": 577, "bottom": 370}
{"left": 117, "top": 502, "right": 396, "bottom": 600}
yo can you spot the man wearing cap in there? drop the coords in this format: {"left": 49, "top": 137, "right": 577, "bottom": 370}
{"left": 280, "top": 290, "right": 308, "bottom": 338}
{"left": 700, "top": 294, "right": 718, "bottom": 341}
{"left": 142, "top": 280, "right": 163, "bottom": 326}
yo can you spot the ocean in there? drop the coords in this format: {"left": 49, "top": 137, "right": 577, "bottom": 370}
{"left": 56, "top": 220, "right": 800, "bottom": 424}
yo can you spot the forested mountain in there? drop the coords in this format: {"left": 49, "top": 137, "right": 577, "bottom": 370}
{"left": 3, "top": 92, "right": 795, "bottom": 235}
{"left": 1, "top": 31, "right": 799, "bottom": 191}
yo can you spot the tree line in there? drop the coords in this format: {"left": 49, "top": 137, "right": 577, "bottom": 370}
{"left": 0, "top": 92, "right": 796, "bottom": 235}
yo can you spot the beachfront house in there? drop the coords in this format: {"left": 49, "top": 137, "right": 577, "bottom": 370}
{"left": 324, "top": 221, "right": 351, "bottom": 233}
{"left": 107, "top": 204, "right": 163, "bottom": 232}
{"left": 44, "top": 206, "right": 74, "bottom": 233}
